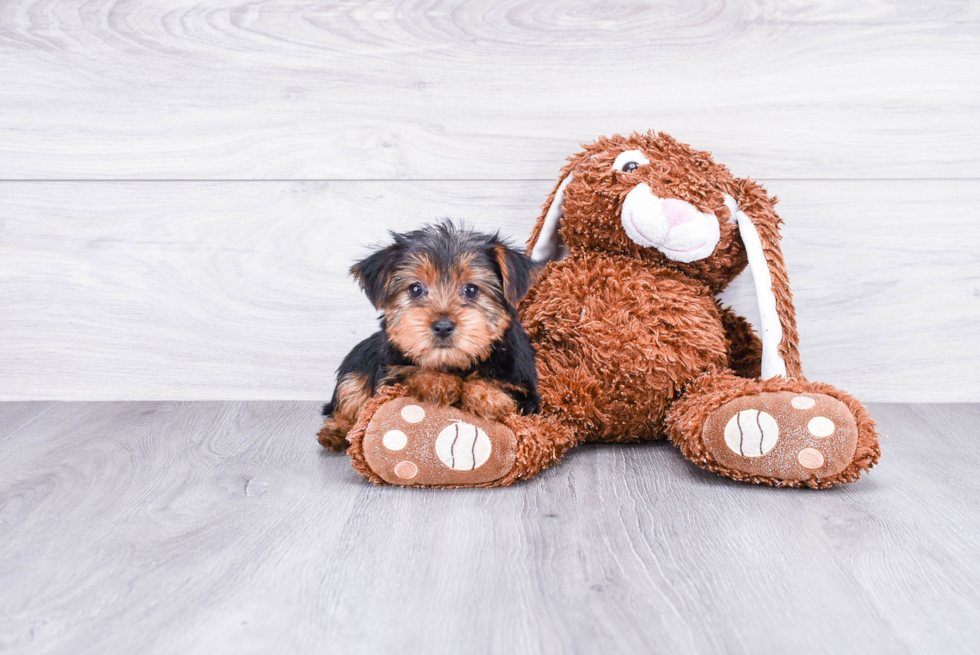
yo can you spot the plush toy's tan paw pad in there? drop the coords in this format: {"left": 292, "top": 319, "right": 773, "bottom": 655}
{"left": 361, "top": 396, "right": 517, "bottom": 487}
{"left": 703, "top": 392, "right": 859, "bottom": 481}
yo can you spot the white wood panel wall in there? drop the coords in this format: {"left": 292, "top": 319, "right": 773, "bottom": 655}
{"left": 1, "top": 0, "right": 977, "bottom": 402}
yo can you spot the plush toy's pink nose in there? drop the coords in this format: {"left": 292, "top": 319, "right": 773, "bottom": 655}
{"left": 663, "top": 198, "right": 698, "bottom": 228}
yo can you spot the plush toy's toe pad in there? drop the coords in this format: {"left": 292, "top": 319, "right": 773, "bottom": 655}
{"left": 362, "top": 396, "right": 517, "bottom": 487}
{"left": 702, "top": 392, "right": 858, "bottom": 481}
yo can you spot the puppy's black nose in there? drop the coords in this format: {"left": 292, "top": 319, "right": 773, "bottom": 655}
{"left": 431, "top": 318, "right": 456, "bottom": 338}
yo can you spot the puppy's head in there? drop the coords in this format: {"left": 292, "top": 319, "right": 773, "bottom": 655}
{"left": 352, "top": 220, "right": 536, "bottom": 371}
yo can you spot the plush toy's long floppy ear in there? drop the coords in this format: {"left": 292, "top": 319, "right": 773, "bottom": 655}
{"left": 723, "top": 180, "right": 803, "bottom": 380}
{"left": 528, "top": 147, "right": 598, "bottom": 262}
{"left": 527, "top": 174, "right": 574, "bottom": 262}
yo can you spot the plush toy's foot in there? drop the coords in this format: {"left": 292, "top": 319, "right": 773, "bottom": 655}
{"left": 361, "top": 396, "right": 518, "bottom": 487}
{"left": 667, "top": 374, "right": 881, "bottom": 488}
{"left": 703, "top": 391, "right": 859, "bottom": 481}
{"left": 344, "top": 385, "right": 578, "bottom": 488}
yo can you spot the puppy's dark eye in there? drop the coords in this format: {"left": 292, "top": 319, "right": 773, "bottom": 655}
{"left": 407, "top": 283, "right": 426, "bottom": 299}
{"left": 622, "top": 161, "right": 639, "bottom": 173}
{"left": 462, "top": 283, "right": 480, "bottom": 301}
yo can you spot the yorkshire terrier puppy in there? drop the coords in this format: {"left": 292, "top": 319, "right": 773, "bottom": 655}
{"left": 318, "top": 221, "right": 541, "bottom": 451}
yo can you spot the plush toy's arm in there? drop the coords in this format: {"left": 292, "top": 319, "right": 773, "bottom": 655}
{"left": 724, "top": 180, "right": 803, "bottom": 380}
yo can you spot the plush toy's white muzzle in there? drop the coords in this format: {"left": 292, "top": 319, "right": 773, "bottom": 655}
{"left": 620, "top": 183, "right": 721, "bottom": 263}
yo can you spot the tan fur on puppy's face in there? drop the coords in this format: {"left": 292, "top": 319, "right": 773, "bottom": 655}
{"left": 384, "top": 253, "right": 510, "bottom": 371}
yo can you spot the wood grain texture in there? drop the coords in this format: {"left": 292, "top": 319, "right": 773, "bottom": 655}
{"left": 1, "top": 0, "right": 978, "bottom": 180}
{"left": 1, "top": 179, "right": 977, "bottom": 402}
{"left": 0, "top": 400, "right": 978, "bottom": 654}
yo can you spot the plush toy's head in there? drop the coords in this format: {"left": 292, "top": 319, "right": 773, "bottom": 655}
{"left": 528, "top": 131, "right": 791, "bottom": 292}
{"left": 528, "top": 131, "right": 802, "bottom": 380}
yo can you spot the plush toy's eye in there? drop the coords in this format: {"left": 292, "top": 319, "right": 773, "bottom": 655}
{"left": 462, "top": 283, "right": 480, "bottom": 301}
{"left": 407, "top": 283, "right": 426, "bottom": 299}
{"left": 612, "top": 149, "right": 650, "bottom": 173}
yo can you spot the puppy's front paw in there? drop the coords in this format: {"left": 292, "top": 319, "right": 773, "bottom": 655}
{"left": 462, "top": 380, "right": 517, "bottom": 421}
{"left": 405, "top": 371, "right": 464, "bottom": 405}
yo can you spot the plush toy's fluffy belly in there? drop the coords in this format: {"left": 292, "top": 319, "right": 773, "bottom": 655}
{"left": 520, "top": 253, "right": 728, "bottom": 443}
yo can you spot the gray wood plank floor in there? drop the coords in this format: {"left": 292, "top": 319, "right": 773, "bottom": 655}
{"left": 1, "top": 401, "right": 978, "bottom": 654}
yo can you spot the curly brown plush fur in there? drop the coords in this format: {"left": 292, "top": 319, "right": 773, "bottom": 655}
{"left": 664, "top": 372, "right": 880, "bottom": 489}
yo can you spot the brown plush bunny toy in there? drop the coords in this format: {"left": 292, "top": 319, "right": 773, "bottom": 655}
{"left": 520, "top": 131, "right": 881, "bottom": 487}
{"left": 344, "top": 131, "right": 880, "bottom": 488}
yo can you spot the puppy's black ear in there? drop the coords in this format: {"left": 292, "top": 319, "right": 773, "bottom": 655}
{"left": 492, "top": 241, "right": 539, "bottom": 305}
{"left": 350, "top": 241, "right": 405, "bottom": 309}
